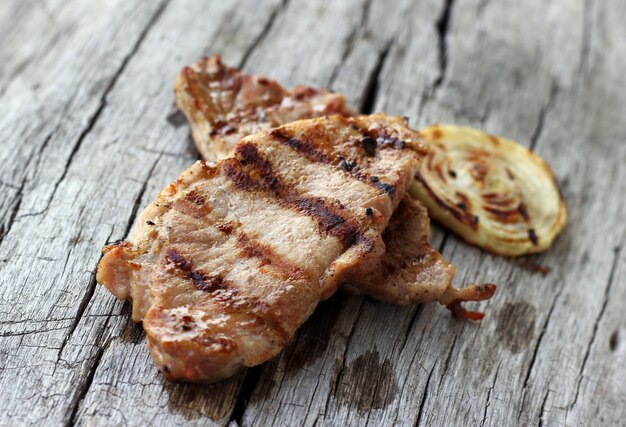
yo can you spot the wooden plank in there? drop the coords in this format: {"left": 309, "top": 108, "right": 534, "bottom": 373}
{"left": 238, "top": 1, "right": 432, "bottom": 425}
{"left": 0, "top": 1, "right": 169, "bottom": 424}
{"left": 1, "top": 0, "right": 624, "bottom": 425}
{"left": 0, "top": 0, "right": 277, "bottom": 424}
{"left": 241, "top": 0, "right": 626, "bottom": 426}
{"left": 73, "top": 2, "right": 411, "bottom": 425}
{"left": 66, "top": 0, "right": 289, "bottom": 425}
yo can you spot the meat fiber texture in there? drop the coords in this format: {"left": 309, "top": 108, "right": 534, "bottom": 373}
{"left": 97, "top": 114, "right": 426, "bottom": 382}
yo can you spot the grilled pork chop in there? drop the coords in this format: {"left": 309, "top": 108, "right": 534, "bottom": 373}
{"left": 174, "top": 55, "right": 351, "bottom": 161}
{"left": 174, "top": 56, "right": 495, "bottom": 316}
{"left": 342, "top": 197, "right": 496, "bottom": 320}
{"left": 97, "top": 114, "right": 426, "bottom": 382}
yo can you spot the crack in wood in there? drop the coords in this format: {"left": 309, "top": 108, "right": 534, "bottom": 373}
{"left": 228, "top": 365, "right": 263, "bottom": 426}
{"left": 578, "top": 0, "right": 594, "bottom": 79}
{"left": 479, "top": 361, "right": 501, "bottom": 427}
{"left": 433, "top": 0, "right": 456, "bottom": 91}
{"left": 439, "top": 332, "right": 458, "bottom": 383}
{"left": 64, "top": 345, "right": 106, "bottom": 427}
{"left": 521, "top": 278, "right": 565, "bottom": 390}
{"left": 414, "top": 364, "right": 435, "bottom": 427}
{"left": 538, "top": 388, "right": 550, "bottom": 427}
{"left": 0, "top": 317, "right": 77, "bottom": 327}
{"left": 28, "top": 1, "right": 169, "bottom": 223}
{"left": 437, "top": 231, "right": 450, "bottom": 254}
{"left": 138, "top": 146, "right": 196, "bottom": 160}
{"left": 63, "top": 289, "right": 122, "bottom": 425}
{"left": 239, "top": 0, "right": 291, "bottom": 69}
{"left": 0, "top": 324, "right": 70, "bottom": 338}
{"left": 56, "top": 274, "right": 98, "bottom": 364}
{"left": 30, "top": 129, "right": 56, "bottom": 178}
{"left": 517, "top": 274, "right": 567, "bottom": 420}
{"left": 359, "top": 40, "right": 393, "bottom": 114}
{"left": 0, "top": 177, "right": 26, "bottom": 248}
{"left": 321, "top": 299, "right": 365, "bottom": 421}
{"left": 327, "top": 0, "right": 375, "bottom": 89}
{"left": 529, "top": 81, "right": 559, "bottom": 151}
{"left": 417, "top": 0, "right": 456, "bottom": 116}
{"left": 569, "top": 244, "right": 621, "bottom": 409}
{"left": 399, "top": 304, "right": 425, "bottom": 355}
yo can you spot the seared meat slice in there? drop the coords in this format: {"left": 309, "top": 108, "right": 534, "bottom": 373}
{"left": 97, "top": 114, "right": 426, "bottom": 382}
{"left": 342, "top": 197, "right": 496, "bottom": 320}
{"left": 174, "top": 57, "right": 496, "bottom": 316}
{"left": 174, "top": 55, "right": 352, "bottom": 161}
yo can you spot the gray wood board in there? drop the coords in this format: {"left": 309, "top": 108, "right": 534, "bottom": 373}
{"left": 0, "top": 0, "right": 624, "bottom": 426}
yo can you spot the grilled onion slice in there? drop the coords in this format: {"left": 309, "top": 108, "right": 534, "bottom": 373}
{"left": 410, "top": 125, "right": 566, "bottom": 256}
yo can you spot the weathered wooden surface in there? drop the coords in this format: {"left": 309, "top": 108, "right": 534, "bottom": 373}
{"left": 0, "top": 0, "right": 624, "bottom": 426}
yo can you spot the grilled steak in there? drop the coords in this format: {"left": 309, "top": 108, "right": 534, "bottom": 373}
{"left": 173, "top": 56, "right": 495, "bottom": 315}
{"left": 97, "top": 114, "right": 426, "bottom": 382}
{"left": 342, "top": 197, "right": 496, "bottom": 320}
{"left": 174, "top": 55, "right": 351, "bottom": 161}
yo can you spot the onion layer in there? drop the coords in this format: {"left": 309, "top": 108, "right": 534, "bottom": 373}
{"left": 410, "top": 125, "right": 566, "bottom": 256}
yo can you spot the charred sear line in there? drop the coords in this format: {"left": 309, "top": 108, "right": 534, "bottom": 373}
{"left": 269, "top": 128, "right": 331, "bottom": 163}
{"left": 415, "top": 172, "right": 479, "bottom": 229}
{"left": 164, "top": 248, "right": 226, "bottom": 292}
{"left": 224, "top": 142, "right": 362, "bottom": 247}
{"left": 269, "top": 126, "right": 397, "bottom": 196}
{"left": 187, "top": 189, "right": 206, "bottom": 205}
{"left": 173, "top": 188, "right": 213, "bottom": 219}
{"left": 368, "top": 175, "right": 395, "bottom": 195}
{"left": 290, "top": 196, "right": 360, "bottom": 247}
{"left": 215, "top": 222, "right": 234, "bottom": 234}
{"left": 235, "top": 232, "right": 307, "bottom": 280}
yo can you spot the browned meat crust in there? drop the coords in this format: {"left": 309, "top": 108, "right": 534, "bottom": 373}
{"left": 97, "top": 114, "right": 426, "bottom": 382}
{"left": 174, "top": 55, "right": 352, "bottom": 161}
{"left": 173, "top": 56, "right": 496, "bottom": 318}
{"left": 342, "top": 197, "right": 496, "bottom": 319}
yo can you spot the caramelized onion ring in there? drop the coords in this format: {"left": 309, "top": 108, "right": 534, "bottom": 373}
{"left": 410, "top": 125, "right": 567, "bottom": 256}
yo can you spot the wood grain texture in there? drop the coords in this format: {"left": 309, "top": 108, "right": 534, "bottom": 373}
{"left": 1, "top": 0, "right": 624, "bottom": 426}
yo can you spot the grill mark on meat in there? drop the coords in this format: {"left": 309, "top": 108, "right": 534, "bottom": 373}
{"left": 215, "top": 222, "right": 234, "bottom": 234}
{"left": 223, "top": 142, "right": 362, "bottom": 248}
{"left": 212, "top": 219, "right": 308, "bottom": 281}
{"left": 275, "top": 132, "right": 332, "bottom": 164}
{"left": 268, "top": 127, "right": 397, "bottom": 196}
{"left": 268, "top": 127, "right": 331, "bottom": 163}
{"left": 236, "top": 232, "right": 308, "bottom": 280}
{"left": 167, "top": 180, "right": 310, "bottom": 282}
{"left": 165, "top": 248, "right": 226, "bottom": 293}
{"left": 368, "top": 175, "right": 395, "bottom": 195}
{"left": 187, "top": 190, "right": 206, "bottom": 206}
{"left": 172, "top": 189, "right": 213, "bottom": 219}
{"left": 163, "top": 248, "right": 289, "bottom": 343}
